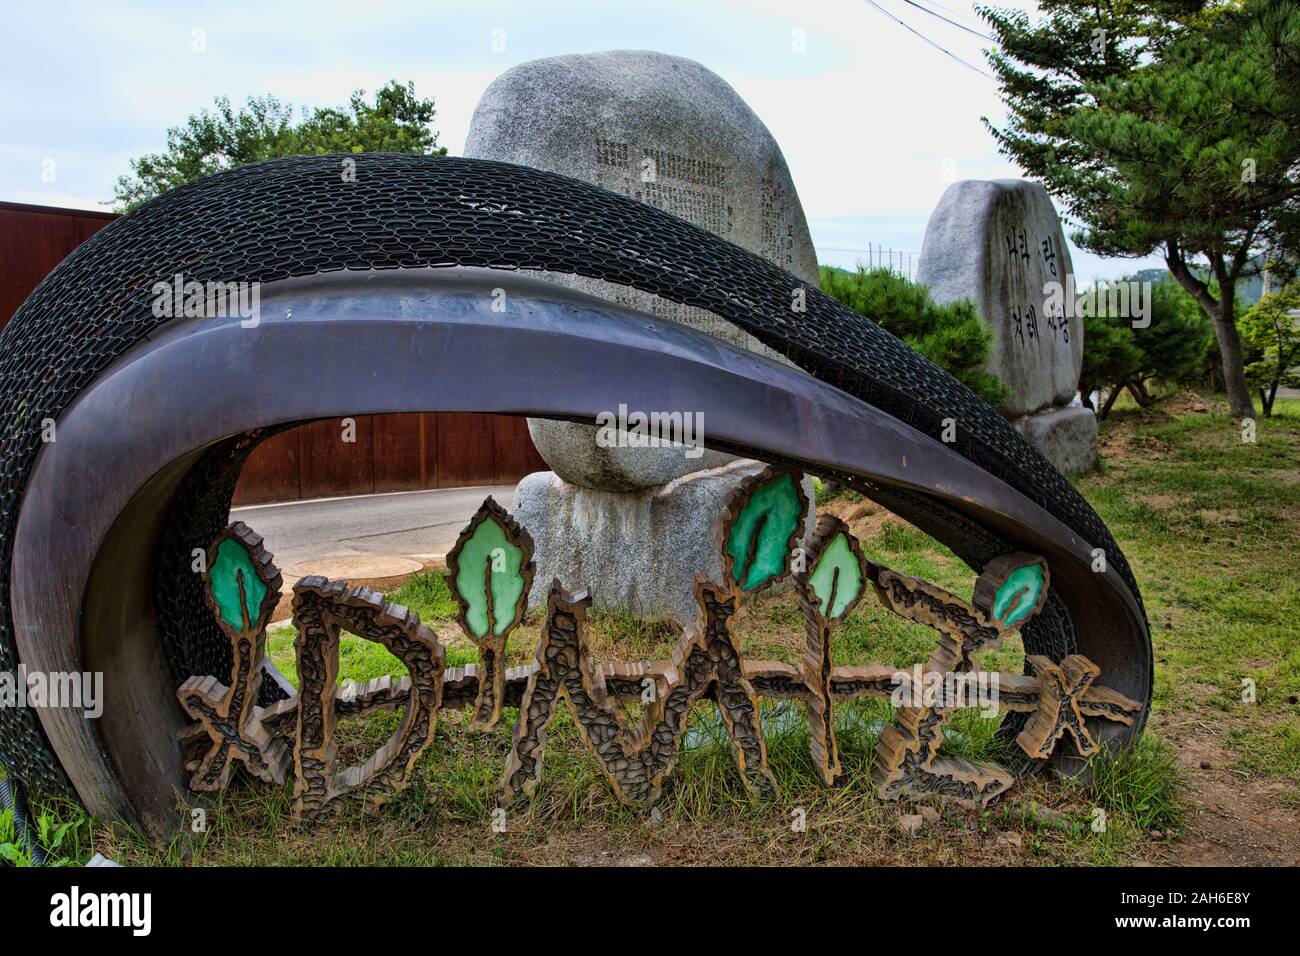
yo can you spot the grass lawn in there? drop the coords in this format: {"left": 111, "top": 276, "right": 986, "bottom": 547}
{"left": 7, "top": 393, "right": 1296, "bottom": 866}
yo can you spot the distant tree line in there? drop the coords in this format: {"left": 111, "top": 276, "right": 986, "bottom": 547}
{"left": 114, "top": 80, "right": 446, "bottom": 211}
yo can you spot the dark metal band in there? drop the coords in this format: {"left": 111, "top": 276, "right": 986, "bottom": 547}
{"left": 0, "top": 155, "right": 1147, "bottom": 811}
{"left": 11, "top": 269, "right": 1148, "bottom": 835}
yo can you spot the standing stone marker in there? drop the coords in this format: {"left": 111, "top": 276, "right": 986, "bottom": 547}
{"left": 464, "top": 50, "right": 819, "bottom": 621}
{"left": 464, "top": 49, "right": 820, "bottom": 490}
{"left": 917, "top": 179, "right": 1097, "bottom": 474}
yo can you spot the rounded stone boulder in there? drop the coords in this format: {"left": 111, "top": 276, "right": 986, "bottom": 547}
{"left": 917, "top": 179, "right": 1083, "bottom": 417}
{"left": 511, "top": 460, "right": 816, "bottom": 624}
{"left": 464, "top": 49, "right": 819, "bottom": 491}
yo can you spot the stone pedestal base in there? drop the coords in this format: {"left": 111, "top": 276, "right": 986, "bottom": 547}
{"left": 1014, "top": 406, "right": 1098, "bottom": 476}
{"left": 512, "top": 460, "right": 816, "bottom": 625}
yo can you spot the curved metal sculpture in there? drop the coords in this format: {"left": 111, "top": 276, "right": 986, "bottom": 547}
{"left": 0, "top": 155, "right": 1151, "bottom": 839}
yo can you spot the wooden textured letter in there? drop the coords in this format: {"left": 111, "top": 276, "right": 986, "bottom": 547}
{"left": 292, "top": 578, "right": 445, "bottom": 819}
{"left": 501, "top": 578, "right": 773, "bottom": 809}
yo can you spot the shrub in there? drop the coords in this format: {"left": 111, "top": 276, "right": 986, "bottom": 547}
{"left": 1081, "top": 276, "right": 1213, "bottom": 417}
{"left": 819, "top": 266, "right": 1009, "bottom": 405}
{"left": 1241, "top": 281, "right": 1300, "bottom": 416}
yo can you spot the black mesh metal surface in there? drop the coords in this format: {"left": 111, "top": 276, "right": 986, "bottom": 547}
{"left": 0, "top": 154, "right": 1142, "bottom": 793}
{"left": 154, "top": 429, "right": 297, "bottom": 712}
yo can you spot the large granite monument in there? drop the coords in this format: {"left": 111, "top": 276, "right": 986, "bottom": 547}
{"left": 917, "top": 179, "right": 1097, "bottom": 475}
{"left": 465, "top": 50, "right": 819, "bottom": 621}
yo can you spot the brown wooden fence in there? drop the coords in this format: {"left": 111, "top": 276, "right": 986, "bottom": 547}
{"left": 0, "top": 201, "right": 118, "bottom": 327}
{"left": 0, "top": 201, "right": 546, "bottom": 505}
{"left": 232, "top": 413, "right": 544, "bottom": 505}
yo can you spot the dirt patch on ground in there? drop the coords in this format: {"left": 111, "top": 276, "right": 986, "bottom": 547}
{"left": 1099, "top": 420, "right": 1171, "bottom": 463}
{"left": 1097, "top": 390, "right": 1228, "bottom": 463}
{"left": 1197, "top": 508, "right": 1243, "bottom": 526}
{"left": 1146, "top": 494, "right": 1186, "bottom": 510}
{"left": 820, "top": 496, "right": 895, "bottom": 541}
{"left": 1163, "top": 391, "right": 1225, "bottom": 418}
{"left": 1145, "top": 717, "right": 1300, "bottom": 866}
{"left": 270, "top": 558, "right": 445, "bottom": 623}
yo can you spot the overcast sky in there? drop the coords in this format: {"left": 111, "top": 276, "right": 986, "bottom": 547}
{"left": 0, "top": 0, "right": 1163, "bottom": 282}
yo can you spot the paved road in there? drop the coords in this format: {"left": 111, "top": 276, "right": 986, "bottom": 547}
{"left": 232, "top": 485, "right": 517, "bottom": 568}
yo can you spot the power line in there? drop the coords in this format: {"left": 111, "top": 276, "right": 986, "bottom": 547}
{"left": 872, "top": 1, "right": 1140, "bottom": 94}
{"left": 899, "top": 0, "right": 994, "bottom": 42}
{"left": 861, "top": 0, "right": 995, "bottom": 79}
{"left": 921, "top": 0, "right": 988, "bottom": 29}
{"left": 920, "top": 1, "right": 1128, "bottom": 80}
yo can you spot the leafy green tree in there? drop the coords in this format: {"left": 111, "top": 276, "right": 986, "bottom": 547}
{"left": 819, "top": 266, "right": 1009, "bottom": 404}
{"left": 113, "top": 81, "right": 446, "bottom": 210}
{"left": 1082, "top": 277, "right": 1211, "bottom": 418}
{"left": 980, "top": 0, "right": 1300, "bottom": 420}
{"left": 1241, "top": 281, "right": 1300, "bottom": 415}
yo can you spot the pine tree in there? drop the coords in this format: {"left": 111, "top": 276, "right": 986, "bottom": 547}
{"left": 820, "top": 266, "right": 1009, "bottom": 404}
{"left": 1080, "top": 277, "right": 1210, "bottom": 418}
{"left": 979, "top": 0, "right": 1300, "bottom": 419}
